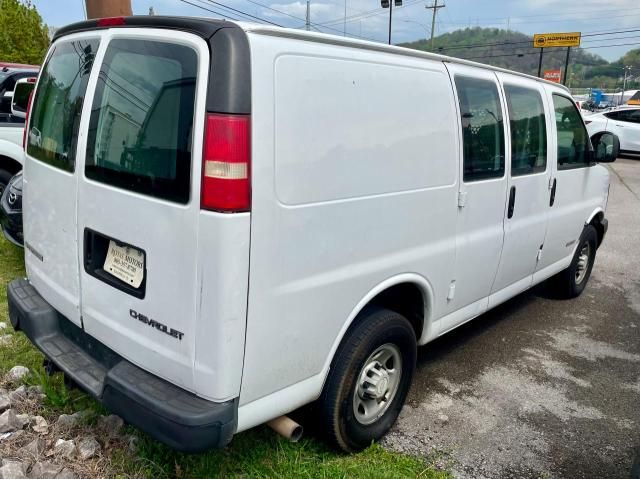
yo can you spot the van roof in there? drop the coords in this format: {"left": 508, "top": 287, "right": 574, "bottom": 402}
{"left": 242, "top": 24, "right": 570, "bottom": 92}
{"left": 54, "top": 15, "right": 569, "bottom": 93}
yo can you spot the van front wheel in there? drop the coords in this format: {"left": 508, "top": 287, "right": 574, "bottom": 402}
{"left": 318, "top": 308, "right": 416, "bottom": 452}
{"left": 552, "top": 224, "right": 598, "bottom": 298}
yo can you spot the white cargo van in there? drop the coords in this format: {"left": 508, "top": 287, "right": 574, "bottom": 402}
{"left": 8, "top": 16, "right": 618, "bottom": 452}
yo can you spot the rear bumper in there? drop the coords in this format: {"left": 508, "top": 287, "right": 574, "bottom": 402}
{"left": 8, "top": 278, "right": 237, "bottom": 452}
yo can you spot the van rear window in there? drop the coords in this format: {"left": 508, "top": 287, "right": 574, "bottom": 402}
{"left": 27, "top": 39, "right": 99, "bottom": 172}
{"left": 85, "top": 40, "right": 197, "bottom": 203}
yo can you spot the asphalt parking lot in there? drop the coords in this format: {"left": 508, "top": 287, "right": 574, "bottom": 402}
{"left": 383, "top": 158, "right": 640, "bottom": 479}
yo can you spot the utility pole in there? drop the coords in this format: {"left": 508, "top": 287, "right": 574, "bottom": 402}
{"left": 622, "top": 65, "right": 632, "bottom": 103}
{"left": 537, "top": 47, "right": 544, "bottom": 78}
{"left": 562, "top": 46, "right": 571, "bottom": 85}
{"left": 426, "top": 0, "right": 445, "bottom": 51}
{"left": 344, "top": 0, "right": 347, "bottom": 36}
{"left": 306, "top": 0, "right": 310, "bottom": 31}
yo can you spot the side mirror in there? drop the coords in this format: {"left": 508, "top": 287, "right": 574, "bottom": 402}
{"left": 10, "top": 80, "right": 35, "bottom": 119}
{"left": 590, "top": 132, "right": 620, "bottom": 163}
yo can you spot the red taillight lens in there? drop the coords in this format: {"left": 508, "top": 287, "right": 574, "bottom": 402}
{"left": 97, "top": 17, "right": 126, "bottom": 27}
{"left": 22, "top": 91, "right": 34, "bottom": 150}
{"left": 201, "top": 114, "right": 251, "bottom": 212}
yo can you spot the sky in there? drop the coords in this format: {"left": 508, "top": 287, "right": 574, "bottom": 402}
{"left": 32, "top": 0, "right": 640, "bottom": 62}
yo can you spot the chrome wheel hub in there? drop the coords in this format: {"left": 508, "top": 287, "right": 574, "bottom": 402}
{"left": 575, "top": 243, "right": 591, "bottom": 285}
{"left": 353, "top": 343, "right": 402, "bottom": 425}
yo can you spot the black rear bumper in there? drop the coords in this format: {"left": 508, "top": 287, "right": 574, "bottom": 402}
{"left": 8, "top": 278, "right": 237, "bottom": 452}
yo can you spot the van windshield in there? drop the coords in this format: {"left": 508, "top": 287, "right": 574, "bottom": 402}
{"left": 85, "top": 39, "right": 197, "bottom": 204}
{"left": 27, "top": 39, "right": 99, "bottom": 172}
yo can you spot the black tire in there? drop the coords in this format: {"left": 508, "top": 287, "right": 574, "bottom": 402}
{"left": 318, "top": 307, "right": 416, "bottom": 452}
{"left": 0, "top": 169, "right": 13, "bottom": 198}
{"left": 551, "top": 224, "right": 598, "bottom": 299}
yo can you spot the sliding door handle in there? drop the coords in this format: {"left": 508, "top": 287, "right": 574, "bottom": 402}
{"left": 508, "top": 186, "right": 516, "bottom": 219}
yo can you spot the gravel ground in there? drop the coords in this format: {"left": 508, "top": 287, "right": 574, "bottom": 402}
{"left": 383, "top": 158, "right": 640, "bottom": 479}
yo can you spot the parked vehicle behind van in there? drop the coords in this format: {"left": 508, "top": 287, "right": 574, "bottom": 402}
{"left": 8, "top": 17, "right": 618, "bottom": 453}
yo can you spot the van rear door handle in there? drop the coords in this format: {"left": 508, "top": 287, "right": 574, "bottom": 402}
{"left": 507, "top": 186, "right": 516, "bottom": 219}
{"left": 550, "top": 178, "right": 557, "bottom": 207}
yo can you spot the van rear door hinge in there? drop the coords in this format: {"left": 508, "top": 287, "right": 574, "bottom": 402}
{"left": 457, "top": 191, "right": 467, "bottom": 208}
{"left": 447, "top": 281, "right": 456, "bottom": 301}
{"left": 537, "top": 245, "right": 543, "bottom": 262}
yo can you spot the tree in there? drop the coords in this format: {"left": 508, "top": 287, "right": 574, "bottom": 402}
{"left": 0, "top": 0, "right": 49, "bottom": 65}
{"left": 621, "top": 48, "right": 640, "bottom": 67}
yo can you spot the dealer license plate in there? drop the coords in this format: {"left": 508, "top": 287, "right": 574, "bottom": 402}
{"left": 103, "top": 241, "right": 145, "bottom": 288}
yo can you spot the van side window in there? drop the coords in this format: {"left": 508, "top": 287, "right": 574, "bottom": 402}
{"left": 27, "top": 40, "right": 99, "bottom": 172}
{"left": 455, "top": 76, "right": 505, "bottom": 182}
{"left": 85, "top": 40, "right": 197, "bottom": 204}
{"left": 552, "top": 94, "right": 590, "bottom": 170}
{"left": 504, "top": 85, "right": 547, "bottom": 176}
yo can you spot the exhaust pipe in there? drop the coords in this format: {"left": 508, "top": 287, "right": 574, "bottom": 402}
{"left": 267, "top": 415, "right": 303, "bottom": 442}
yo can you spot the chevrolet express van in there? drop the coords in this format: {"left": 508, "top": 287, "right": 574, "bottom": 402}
{"left": 8, "top": 16, "right": 618, "bottom": 452}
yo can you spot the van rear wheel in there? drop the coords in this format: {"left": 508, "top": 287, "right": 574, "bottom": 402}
{"left": 318, "top": 308, "right": 416, "bottom": 452}
{"left": 551, "top": 224, "right": 598, "bottom": 298}
{"left": 0, "top": 169, "right": 13, "bottom": 197}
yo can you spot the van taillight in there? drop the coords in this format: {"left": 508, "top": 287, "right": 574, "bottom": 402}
{"left": 97, "top": 17, "right": 126, "bottom": 27}
{"left": 201, "top": 113, "right": 251, "bottom": 212}
{"left": 22, "top": 91, "right": 34, "bottom": 150}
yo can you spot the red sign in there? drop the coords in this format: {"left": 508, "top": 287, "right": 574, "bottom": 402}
{"left": 544, "top": 69, "right": 562, "bottom": 83}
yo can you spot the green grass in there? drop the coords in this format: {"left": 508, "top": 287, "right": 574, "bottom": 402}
{"left": 0, "top": 236, "right": 450, "bottom": 478}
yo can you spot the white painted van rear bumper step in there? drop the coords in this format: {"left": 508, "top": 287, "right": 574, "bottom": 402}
{"left": 7, "top": 278, "right": 237, "bottom": 452}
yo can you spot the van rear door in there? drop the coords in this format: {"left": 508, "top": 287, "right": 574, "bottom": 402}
{"left": 24, "top": 35, "right": 100, "bottom": 327}
{"left": 77, "top": 30, "right": 208, "bottom": 392}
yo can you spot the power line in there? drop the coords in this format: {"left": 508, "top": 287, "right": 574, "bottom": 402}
{"left": 201, "top": 0, "right": 283, "bottom": 26}
{"left": 429, "top": 28, "right": 640, "bottom": 53}
{"left": 178, "top": 0, "right": 244, "bottom": 21}
{"left": 319, "top": 0, "right": 423, "bottom": 27}
{"left": 236, "top": 0, "right": 378, "bottom": 39}
{"left": 462, "top": 41, "right": 640, "bottom": 61}
{"left": 438, "top": 8, "right": 640, "bottom": 26}
{"left": 181, "top": 0, "right": 378, "bottom": 41}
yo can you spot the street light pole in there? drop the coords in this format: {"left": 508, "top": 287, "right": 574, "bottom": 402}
{"left": 388, "top": 0, "right": 393, "bottom": 44}
{"left": 381, "top": 0, "right": 401, "bottom": 45}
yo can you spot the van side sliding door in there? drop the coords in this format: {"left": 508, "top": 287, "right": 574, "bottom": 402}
{"left": 535, "top": 88, "right": 594, "bottom": 279}
{"left": 489, "top": 75, "right": 552, "bottom": 305}
{"left": 442, "top": 64, "right": 508, "bottom": 331}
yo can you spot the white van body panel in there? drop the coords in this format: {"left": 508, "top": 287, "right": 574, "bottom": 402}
{"left": 241, "top": 32, "right": 459, "bottom": 405}
{"left": 441, "top": 63, "right": 507, "bottom": 331}
{"left": 24, "top": 28, "right": 249, "bottom": 401}
{"left": 536, "top": 85, "right": 610, "bottom": 275}
{"left": 19, "top": 21, "right": 611, "bottom": 443}
{"left": 491, "top": 73, "right": 552, "bottom": 298}
{"left": 0, "top": 131, "right": 24, "bottom": 153}
{"left": 23, "top": 31, "right": 102, "bottom": 328}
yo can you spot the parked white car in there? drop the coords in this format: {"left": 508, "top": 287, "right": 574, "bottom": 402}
{"left": 0, "top": 118, "right": 24, "bottom": 195}
{"left": 0, "top": 78, "right": 36, "bottom": 194}
{"left": 585, "top": 106, "right": 640, "bottom": 155}
{"left": 8, "top": 17, "right": 618, "bottom": 453}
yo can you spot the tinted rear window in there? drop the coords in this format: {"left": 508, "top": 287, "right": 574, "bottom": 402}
{"left": 27, "top": 40, "right": 99, "bottom": 172}
{"left": 85, "top": 40, "right": 197, "bottom": 204}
